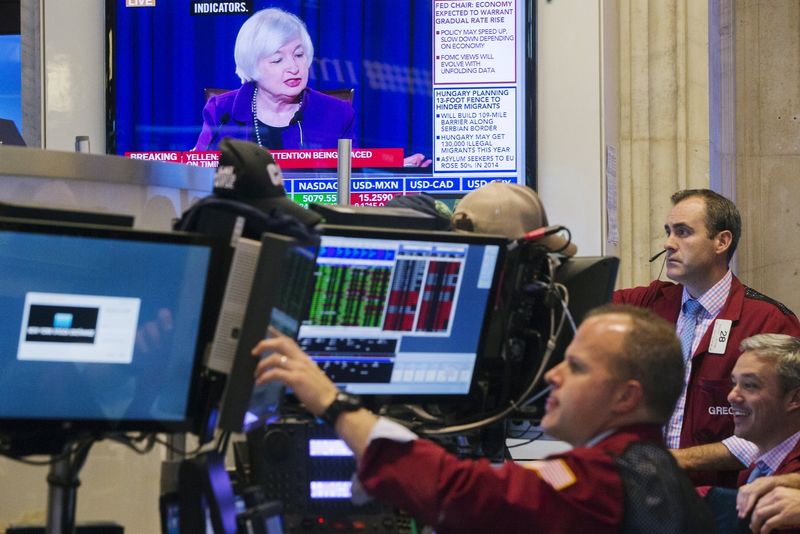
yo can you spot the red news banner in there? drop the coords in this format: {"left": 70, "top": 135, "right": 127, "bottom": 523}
{"left": 125, "top": 148, "right": 405, "bottom": 169}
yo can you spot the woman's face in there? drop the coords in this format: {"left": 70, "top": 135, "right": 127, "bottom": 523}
{"left": 255, "top": 37, "right": 309, "bottom": 102}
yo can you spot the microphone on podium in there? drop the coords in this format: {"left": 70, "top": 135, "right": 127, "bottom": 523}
{"left": 206, "top": 113, "right": 231, "bottom": 150}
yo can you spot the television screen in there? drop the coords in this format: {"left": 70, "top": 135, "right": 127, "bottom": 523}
{"left": 297, "top": 225, "right": 505, "bottom": 400}
{"left": 0, "top": 219, "right": 223, "bottom": 435}
{"left": 106, "top": 0, "right": 533, "bottom": 204}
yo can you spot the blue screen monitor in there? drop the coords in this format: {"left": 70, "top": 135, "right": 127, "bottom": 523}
{"left": 0, "top": 219, "right": 223, "bottom": 436}
{"left": 297, "top": 225, "right": 505, "bottom": 401}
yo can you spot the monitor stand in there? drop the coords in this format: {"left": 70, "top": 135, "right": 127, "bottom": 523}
{"left": 178, "top": 451, "right": 238, "bottom": 534}
{"left": 46, "top": 440, "right": 94, "bottom": 534}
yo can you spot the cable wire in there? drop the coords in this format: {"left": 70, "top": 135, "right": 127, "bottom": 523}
{"left": 420, "top": 255, "right": 571, "bottom": 436}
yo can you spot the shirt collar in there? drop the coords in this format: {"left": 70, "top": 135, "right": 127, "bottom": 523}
{"left": 585, "top": 428, "right": 616, "bottom": 448}
{"left": 681, "top": 269, "right": 733, "bottom": 318}
{"left": 754, "top": 430, "right": 800, "bottom": 474}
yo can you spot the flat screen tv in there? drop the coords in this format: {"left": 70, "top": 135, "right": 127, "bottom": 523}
{"left": 296, "top": 224, "right": 506, "bottom": 403}
{"left": 106, "top": 0, "right": 536, "bottom": 205}
{"left": 0, "top": 218, "right": 224, "bottom": 443}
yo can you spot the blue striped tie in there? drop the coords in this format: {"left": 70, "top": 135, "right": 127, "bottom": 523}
{"left": 746, "top": 461, "right": 771, "bottom": 484}
{"left": 680, "top": 299, "right": 703, "bottom": 360}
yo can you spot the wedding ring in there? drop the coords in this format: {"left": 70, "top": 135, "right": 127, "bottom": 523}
{"left": 279, "top": 355, "right": 288, "bottom": 367}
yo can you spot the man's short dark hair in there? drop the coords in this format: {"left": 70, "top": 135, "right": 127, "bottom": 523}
{"left": 587, "top": 304, "right": 684, "bottom": 423}
{"left": 671, "top": 189, "right": 742, "bottom": 263}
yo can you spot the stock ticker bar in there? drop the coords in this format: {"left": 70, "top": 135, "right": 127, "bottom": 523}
{"left": 124, "top": 151, "right": 518, "bottom": 207}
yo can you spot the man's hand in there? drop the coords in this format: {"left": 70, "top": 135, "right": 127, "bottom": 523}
{"left": 252, "top": 334, "right": 338, "bottom": 417}
{"left": 403, "top": 153, "right": 432, "bottom": 168}
{"left": 750, "top": 486, "right": 800, "bottom": 534}
{"left": 251, "top": 334, "right": 379, "bottom": 458}
{"left": 737, "top": 473, "right": 800, "bottom": 519}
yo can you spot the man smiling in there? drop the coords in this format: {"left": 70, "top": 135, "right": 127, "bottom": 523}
{"left": 614, "top": 189, "right": 800, "bottom": 484}
{"left": 731, "top": 334, "right": 800, "bottom": 485}
{"left": 718, "top": 334, "right": 800, "bottom": 533}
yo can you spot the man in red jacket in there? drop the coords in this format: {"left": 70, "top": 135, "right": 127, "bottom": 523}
{"left": 252, "top": 305, "right": 711, "bottom": 533}
{"left": 613, "top": 189, "right": 800, "bottom": 484}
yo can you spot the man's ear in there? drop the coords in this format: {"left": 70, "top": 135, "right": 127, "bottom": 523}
{"left": 785, "top": 387, "right": 800, "bottom": 413}
{"left": 612, "top": 380, "right": 644, "bottom": 414}
{"left": 715, "top": 229, "right": 733, "bottom": 257}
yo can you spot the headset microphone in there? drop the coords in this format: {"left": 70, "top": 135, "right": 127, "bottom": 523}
{"left": 649, "top": 249, "right": 666, "bottom": 263}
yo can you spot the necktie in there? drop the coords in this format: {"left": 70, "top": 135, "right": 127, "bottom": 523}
{"left": 746, "top": 461, "right": 771, "bottom": 484}
{"left": 679, "top": 299, "right": 703, "bottom": 360}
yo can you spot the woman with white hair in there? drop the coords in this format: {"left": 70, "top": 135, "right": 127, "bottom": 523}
{"left": 194, "top": 8, "right": 354, "bottom": 151}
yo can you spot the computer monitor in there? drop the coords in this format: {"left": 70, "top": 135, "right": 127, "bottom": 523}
{"left": 487, "top": 253, "right": 620, "bottom": 420}
{"left": 296, "top": 225, "right": 506, "bottom": 402}
{"left": 555, "top": 256, "right": 620, "bottom": 327}
{"left": 0, "top": 218, "right": 223, "bottom": 449}
{"left": 214, "top": 232, "right": 320, "bottom": 433}
{"left": 308, "top": 203, "right": 438, "bottom": 230}
{"left": 0, "top": 201, "right": 134, "bottom": 228}
{"left": 519, "top": 255, "right": 620, "bottom": 415}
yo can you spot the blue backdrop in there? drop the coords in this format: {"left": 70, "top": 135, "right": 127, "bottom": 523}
{"left": 0, "top": 34, "right": 22, "bottom": 131}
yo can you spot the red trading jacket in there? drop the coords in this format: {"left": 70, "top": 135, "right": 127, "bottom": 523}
{"left": 738, "top": 438, "right": 800, "bottom": 487}
{"left": 358, "top": 424, "right": 660, "bottom": 534}
{"left": 614, "top": 276, "right": 800, "bottom": 449}
{"left": 614, "top": 276, "right": 800, "bottom": 486}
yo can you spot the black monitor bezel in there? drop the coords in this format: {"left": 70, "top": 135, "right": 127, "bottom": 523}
{"left": 0, "top": 217, "right": 225, "bottom": 436}
{"left": 304, "top": 224, "right": 507, "bottom": 405}
{"left": 0, "top": 201, "right": 135, "bottom": 228}
{"left": 217, "top": 231, "right": 321, "bottom": 433}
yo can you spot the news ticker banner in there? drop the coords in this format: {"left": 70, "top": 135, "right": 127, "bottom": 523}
{"left": 125, "top": 148, "right": 405, "bottom": 169}
{"left": 290, "top": 176, "right": 516, "bottom": 207}
{"left": 124, "top": 146, "right": 517, "bottom": 206}
{"left": 432, "top": 0, "right": 520, "bottom": 176}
